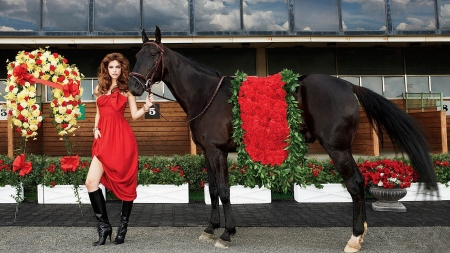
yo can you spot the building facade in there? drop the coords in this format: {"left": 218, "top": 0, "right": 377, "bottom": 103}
{"left": 1, "top": 0, "right": 449, "bottom": 156}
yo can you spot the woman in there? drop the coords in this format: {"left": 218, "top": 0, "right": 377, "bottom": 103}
{"left": 85, "top": 52, "right": 153, "bottom": 246}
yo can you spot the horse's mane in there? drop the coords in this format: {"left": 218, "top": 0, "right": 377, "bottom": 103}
{"left": 171, "top": 48, "right": 222, "bottom": 78}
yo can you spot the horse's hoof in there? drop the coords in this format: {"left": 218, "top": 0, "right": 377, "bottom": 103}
{"left": 214, "top": 238, "right": 231, "bottom": 248}
{"left": 199, "top": 232, "right": 215, "bottom": 242}
{"left": 344, "top": 235, "right": 362, "bottom": 253}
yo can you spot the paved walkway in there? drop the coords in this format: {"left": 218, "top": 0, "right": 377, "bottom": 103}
{"left": 1, "top": 200, "right": 449, "bottom": 252}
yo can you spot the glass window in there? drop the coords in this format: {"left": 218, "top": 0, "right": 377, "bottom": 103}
{"left": 0, "top": 1, "right": 40, "bottom": 31}
{"left": 143, "top": 0, "right": 189, "bottom": 32}
{"left": 361, "top": 76, "right": 382, "bottom": 95}
{"left": 94, "top": 0, "right": 140, "bottom": 31}
{"left": 438, "top": 0, "right": 450, "bottom": 29}
{"left": 176, "top": 48, "right": 256, "bottom": 76}
{"left": 294, "top": 0, "right": 339, "bottom": 31}
{"left": 267, "top": 48, "right": 336, "bottom": 75}
{"left": 243, "top": 0, "right": 289, "bottom": 31}
{"left": 341, "top": 0, "right": 386, "bottom": 31}
{"left": 431, "top": 76, "right": 450, "bottom": 97}
{"left": 384, "top": 76, "right": 405, "bottom": 98}
{"left": 407, "top": 76, "right": 429, "bottom": 93}
{"left": 150, "top": 81, "right": 175, "bottom": 101}
{"left": 43, "top": 0, "right": 88, "bottom": 31}
{"left": 339, "top": 76, "right": 359, "bottom": 86}
{"left": 80, "top": 79, "right": 95, "bottom": 101}
{"left": 404, "top": 48, "right": 450, "bottom": 75}
{"left": 194, "top": 0, "right": 240, "bottom": 32}
{"left": 391, "top": 0, "right": 436, "bottom": 31}
{"left": 337, "top": 48, "right": 404, "bottom": 75}
{"left": 0, "top": 80, "right": 6, "bottom": 102}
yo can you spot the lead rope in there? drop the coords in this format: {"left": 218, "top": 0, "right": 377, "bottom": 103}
{"left": 149, "top": 76, "right": 225, "bottom": 124}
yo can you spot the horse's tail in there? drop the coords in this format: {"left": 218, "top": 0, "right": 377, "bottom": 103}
{"left": 351, "top": 85, "right": 438, "bottom": 190}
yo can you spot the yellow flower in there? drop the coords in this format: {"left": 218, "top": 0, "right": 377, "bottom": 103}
{"left": 55, "top": 115, "right": 64, "bottom": 124}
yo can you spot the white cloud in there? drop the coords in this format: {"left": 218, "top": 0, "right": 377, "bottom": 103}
{"left": 0, "top": 25, "right": 15, "bottom": 31}
{"left": 244, "top": 10, "right": 287, "bottom": 31}
{"left": 396, "top": 22, "right": 407, "bottom": 30}
{"left": 0, "top": 26, "right": 32, "bottom": 31}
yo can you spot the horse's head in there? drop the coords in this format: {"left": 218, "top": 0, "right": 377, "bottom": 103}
{"left": 128, "top": 26, "right": 165, "bottom": 96}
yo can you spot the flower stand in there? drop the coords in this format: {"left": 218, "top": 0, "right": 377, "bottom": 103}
{"left": 0, "top": 185, "right": 24, "bottom": 203}
{"left": 204, "top": 184, "right": 271, "bottom": 205}
{"left": 293, "top": 183, "right": 352, "bottom": 203}
{"left": 134, "top": 184, "right": 189, "bottom": 203}
{"left": 37, "top": 184, "right": 106, "bottom": 204}
{"left": 369, "top": 186, "right": 407, "bottom": 212}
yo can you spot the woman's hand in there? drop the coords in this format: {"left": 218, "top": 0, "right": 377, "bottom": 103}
{"left": 146, "top": 93, "right": 154, "bottom": 108}
{"left": 94, "top": 128, "right": 101, "bottom": 139}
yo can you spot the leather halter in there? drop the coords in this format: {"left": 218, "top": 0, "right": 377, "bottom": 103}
{"left": 129, "top": 41, "right": 164, "bottom": 93}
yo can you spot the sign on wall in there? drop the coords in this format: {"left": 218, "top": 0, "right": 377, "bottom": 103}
{"left": 145, "top": 104, "right": 160, "bottom": 119}
{"left": 0, "top": 104, "right": 8, "bottom": 120}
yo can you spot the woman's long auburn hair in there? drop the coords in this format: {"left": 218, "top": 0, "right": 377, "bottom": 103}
{"left": 96, "top": 52, "right": 130, "bottom": 96}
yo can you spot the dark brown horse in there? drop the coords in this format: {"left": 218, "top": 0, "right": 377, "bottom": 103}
{"left": 128, "top": 27, "right": 438, "bottom": 252}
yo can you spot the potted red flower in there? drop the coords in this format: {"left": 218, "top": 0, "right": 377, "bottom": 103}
{"left": 358, "top": 159, "right": 418, "bottom": 212}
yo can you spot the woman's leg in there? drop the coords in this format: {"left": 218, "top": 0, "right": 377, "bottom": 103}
{"left": 85, "top": 156, "right": 104, "bottom": 192}
{"left": 86, "top": 156, "right": 112, "bottom": 246}
{"left": 114, "top": 200, "right": 133, "bottom": 244}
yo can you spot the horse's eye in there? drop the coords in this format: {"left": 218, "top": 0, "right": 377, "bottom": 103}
{"left": 151, "top": 53, "right": 156, "bottom": 57}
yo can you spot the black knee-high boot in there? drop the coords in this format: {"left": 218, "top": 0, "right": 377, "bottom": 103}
{"left": 114, "top": 200, "right": 133, "bottom": 244}
{"left": 88, "top": 188, "right": 112, "bottom": 246}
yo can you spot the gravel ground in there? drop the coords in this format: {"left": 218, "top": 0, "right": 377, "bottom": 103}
{"left": 1, "top": 226, "right": 449, "bottom": 253}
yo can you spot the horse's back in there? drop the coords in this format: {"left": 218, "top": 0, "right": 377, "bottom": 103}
{"left": 298, "top": 74, "right": 360, "bottom": 148}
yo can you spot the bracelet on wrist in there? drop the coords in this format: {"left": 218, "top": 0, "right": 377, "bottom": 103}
{"left": 93, "top": 127, "right": 99, "bottom": 133}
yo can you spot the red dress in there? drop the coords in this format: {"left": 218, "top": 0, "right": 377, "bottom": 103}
{"left": 92, "top": 90, "right": 138, "bottom": 201}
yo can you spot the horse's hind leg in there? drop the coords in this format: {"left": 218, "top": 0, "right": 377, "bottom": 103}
{"left": 325, "top": 148, "right": 367, "bottom": 253}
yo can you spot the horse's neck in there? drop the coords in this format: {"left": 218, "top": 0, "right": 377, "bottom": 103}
{"left": 163, "top": 50, "right": 221, "bottom": 116}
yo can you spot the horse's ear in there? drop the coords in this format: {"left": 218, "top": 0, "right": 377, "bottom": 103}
{"left": 142, "top": 29, "right": 149, "bottom": 43}
{"left": 155, "top": 26, "right": 161, "bottom": 44}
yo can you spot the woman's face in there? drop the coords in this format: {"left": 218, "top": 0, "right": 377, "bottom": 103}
{"left": 108, "top": 60, "right": 122, "bottom": 80}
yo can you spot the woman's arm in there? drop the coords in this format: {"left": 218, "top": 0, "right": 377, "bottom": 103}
{"left": 93, "top": 86, "right": 101, "bottom": 138}
{"left": 128, "top": 92, "right": 154, "bottom": 120}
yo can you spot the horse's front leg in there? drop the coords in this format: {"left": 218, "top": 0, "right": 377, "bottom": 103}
{"left": 203, "top": 148, "right": 236, "bottom": 248}
{"left": 215, "top": 171, "right": 236, "bottom": 249}
{"left": 199, "top": 159, "right": 221, "bottom": 242}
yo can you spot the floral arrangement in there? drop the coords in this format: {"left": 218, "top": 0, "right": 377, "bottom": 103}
{"left": 0, "top": 154, "right": 34, "bottom": 221}
{"left": 138, "top": 156, "right": 187, "bottom": 186}
{"left": 230, "top": 69, "right": 308, "bottom": 193}
{"left": 3, "top": 47, "right": 84, "bottom": 140}
{"left": 42, "top": 156, "right": 88, "bottom": 187}
{"left": 358, "top": 159, "right": 418, "bottom": 189}
{"left": 41, "top": 155, "right": 89, "bottom": 210}
{"left": 432, "top": 153, "right": 450, "bottom": 186}
{"left": 200, "top": 163, "right": 247, "bottom": 188}
{"left": 295, "top": 158, "right": 344, "bottom": 189}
